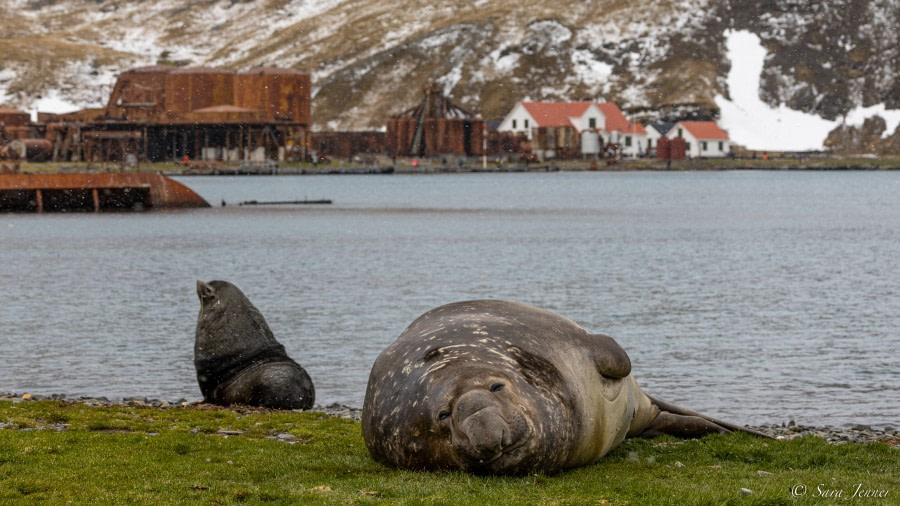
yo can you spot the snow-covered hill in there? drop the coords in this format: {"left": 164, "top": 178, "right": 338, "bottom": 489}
{"left": 1, "top": 0, "right": 896, "bottom": 150}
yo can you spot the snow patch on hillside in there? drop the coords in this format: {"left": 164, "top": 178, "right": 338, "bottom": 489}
{"left": 30, "top": 91, "right": 80, "bottom": 120}
{"left": 716, "top": 30, "right": 900, "bottom": 151}
{"left": 570, "top": 49, "right": 612, "bottom": 86}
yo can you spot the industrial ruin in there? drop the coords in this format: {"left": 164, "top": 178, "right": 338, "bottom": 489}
{"left": 385, "top": 83, "right": 484, "bottom": 158}
{"left": 0, "top": 65, "right": 718, "bottom": 169}
{"left": 1, "top": 66, "right": 311, "bottom": 164}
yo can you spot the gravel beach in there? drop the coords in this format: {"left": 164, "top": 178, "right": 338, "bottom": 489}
{"left": 2, "top": 392, "right": 897, "bottom": 447}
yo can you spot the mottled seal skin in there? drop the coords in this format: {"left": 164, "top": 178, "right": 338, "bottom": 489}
{"left": 362, "top": 300, "right": 768, "bottom": 475}
{"left": 194, "top": 280, "right": 314, "bottom": 410}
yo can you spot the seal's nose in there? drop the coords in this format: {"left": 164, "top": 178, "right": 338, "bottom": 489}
{"left": 461, "top": 409, "right": 510, "bottom": 455}
{"left": 454, "top": 390, "right": 511, "bottom": 458}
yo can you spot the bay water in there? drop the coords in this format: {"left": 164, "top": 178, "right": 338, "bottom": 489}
{"left": 1, "top": 171, "right": 897, "bottom": 427}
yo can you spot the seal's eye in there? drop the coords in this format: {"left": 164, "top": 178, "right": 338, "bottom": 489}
{"left": 438, "top": 410, "right": 451, "bottom": 421}
{"left": 490, "top": 383, "right": 505, "bottom": 392}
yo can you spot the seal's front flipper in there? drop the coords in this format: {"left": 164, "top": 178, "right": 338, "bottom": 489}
{"left": 637, "top": 396, "right": 772, "bottom": 439}
{"left": 584, "top": 333, "right": 631, "bottom": 378}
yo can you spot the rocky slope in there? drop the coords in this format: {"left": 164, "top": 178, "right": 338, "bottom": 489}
{"left": 0, "top": 0, "right": 895, "bottom": 132}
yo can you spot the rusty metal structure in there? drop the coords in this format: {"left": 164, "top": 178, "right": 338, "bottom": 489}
{"left": 310, "top": 131, "right": 386, "bottom": 159}
{"left": 1, "top": 66, "right": 311, "bottom": 164}
{"left": 0, "top": 107, "right": 30, "bottom": 129}
{"left": 656, "top": 136, "right": 687, "bottom": 160}
{"left": 532, "top": 126, "right": 581, "bottom": 159}
{"left": 386, "top": 83, "right": 484, "bottom": 158}
{"left": 0, "top": 173, "right": 210, "bottom": 212}
{"left": 484, "top": 131, "right": 530, "bottom": 157}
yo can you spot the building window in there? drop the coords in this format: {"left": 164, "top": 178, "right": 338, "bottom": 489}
{"left": 512, "top": 119, "right": 517, "bottom": 129}
{"left": 702, "top": 141, "right": 707, "bottom": 151}
{"left": 625, "top": 136, "right": 632, "bottom": 147}
{"left": 524, "top": 119, "right": 529, "bottom": 129}
{"left": 677, "top": 128, "right": 683, "bottom": 137}
{"left": 686, "top": 142, "right": 691, "bottom": 151}
{"left": 589, "top": 118, "right": 596, "bottom": 129}
{"left": 649, "top": 139, "right": 654, "bottom": 148}
{"left": 719, "top": 141, "right": 724, "bottom": 151}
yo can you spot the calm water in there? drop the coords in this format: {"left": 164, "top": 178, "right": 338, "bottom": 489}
{"left": 1, "top": 171, "right": 898, "bottom": 428}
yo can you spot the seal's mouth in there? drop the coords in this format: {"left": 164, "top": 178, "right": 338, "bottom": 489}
{"left": 479, "top": 437, "right": 530, "bottom": 465}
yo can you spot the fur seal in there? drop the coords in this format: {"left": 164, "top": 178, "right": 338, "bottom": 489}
{"left": 362, "top": 300, "right": 767, "bottom": 475}
{"left": 194, "top": 280, "right": 314, "bottom": 410}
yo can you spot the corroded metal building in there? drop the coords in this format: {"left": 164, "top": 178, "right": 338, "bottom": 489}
{"left": 385, "top": 83, "right": 484, "bottom": 158}
{"left": 11, "top": 66, "right": 312, "bottom": 164}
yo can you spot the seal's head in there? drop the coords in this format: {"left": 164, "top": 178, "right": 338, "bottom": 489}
{"left": 362, "top": 303, "right": 577, "bottom": 475}
{"left": 195, "top": 280, "right": 275, "bottom": 350}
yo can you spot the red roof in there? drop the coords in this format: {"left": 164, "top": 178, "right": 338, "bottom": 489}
{"left": 596, "top": 102, "right": 629, "bottom": 131}
{"left": 621, "top": 122, "right": 647, "bottom": 135}
{"left": 678, "top": 121, "right": 729, "bottom": 140}
{"left": 521, "top": 101, "right": 592, "bottom": 128}
{"left": 519, "top": 101, "right": 634, "bottom": 133}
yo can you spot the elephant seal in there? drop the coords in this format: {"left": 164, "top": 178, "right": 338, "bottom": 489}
{"left": 362, "top": 300, "right": 768, "bottom": 475}
{"left": 194, "top": 280, "right": 314, "bottom": 410}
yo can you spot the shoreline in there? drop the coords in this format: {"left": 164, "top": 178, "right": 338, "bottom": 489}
{"left": 3, "top": 392, "right": 896, "bottom": 447}
{"left": 10, "top": 155, "right": 900, "bottom": 176}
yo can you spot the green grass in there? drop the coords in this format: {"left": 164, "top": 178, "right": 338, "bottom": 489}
{"left": 1, "top": 401, "right": 897, "bottom": 504}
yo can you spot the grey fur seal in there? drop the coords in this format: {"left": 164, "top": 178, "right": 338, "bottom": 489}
{"left": 362, "top": 300, "right": 767, "bottom": 475}
{"left": 194, "top": 280, "right": 314, "bottom": 410}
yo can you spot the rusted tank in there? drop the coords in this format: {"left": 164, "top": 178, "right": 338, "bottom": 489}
{"left": 385, "top": 120, "right": 399, "bottom": 156}
{"left": 468, "top": 120, "right": 485, "bottom": 157}
{"left": 4, "top": 126, "right": 33, "bottom": 140}
{"left": 310, "top": 131, "right": 385, "bottom": 157}
{"left": 22, "top": 65, "right": 311, "bottom": 163}
{"left": 656, "top": 136, "right": 670, "bottom": 159}
{"left": 485, "top": 131, "right": 527, "bottom": 156}
{"left": 0, "top": 173, "right": 210, "bottom": 212}
{"left": 0, "top": 108, "right": 30, "bottom": 127}
{"left": 5, "top": 139, "right": 53, "bottom": 161}
{"left": 386, "top": 118, "right": 418, "bottom": 157}
{"left": 446, "top": 119, "right": 466, "bottom": 154}
{"left": 655, "top": 136, "right": 686, "bottom": 160}
{"left": 104, "top": 66, "right": 174, "bottom": 121}
{"left": 164, "top": 67, "right": 235, "bottom": 119}
{"left": 235, "top": 68, "right": 311, "bottom": 124}
{"left": 386, "top": 83, "right": 482, "bottom": 157}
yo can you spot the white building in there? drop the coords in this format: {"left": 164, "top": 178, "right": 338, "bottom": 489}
{"left": 497, "top": 101, "right": 631, "bottom": 140}
{"left": 668, "top": 121, "right": 731, "bottom": 158}
{"left": 609, "top": 123, "right": 648, "bottom": 158}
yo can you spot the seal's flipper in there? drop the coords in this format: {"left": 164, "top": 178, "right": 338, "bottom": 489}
{"left": 637, "top": 396, "right": 772, "bottom": 439}
{"left": 585, "top": 333, "right": 631, "bottom": 378}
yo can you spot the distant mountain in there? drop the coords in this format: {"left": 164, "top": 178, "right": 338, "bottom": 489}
{"left": 1, "top": 0, "right": 896, "bottom": 135}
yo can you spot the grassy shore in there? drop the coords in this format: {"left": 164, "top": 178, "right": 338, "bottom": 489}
{"left": 1, "top": 400, "right": 897, "bottom": 504}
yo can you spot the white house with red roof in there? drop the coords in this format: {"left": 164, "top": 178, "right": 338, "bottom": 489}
{"left": 498, "top": 101, "right": 648, "bottom": 157}
{"left": 667, "top": 121, "right": 731, "bottom": 158}
{"left": 615, "top": 122, "right": 648, "bottom": 158}
{"left": 498, "top": 101, "right": 601, "bottom": 139}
